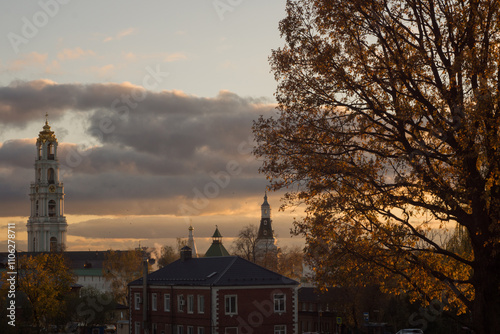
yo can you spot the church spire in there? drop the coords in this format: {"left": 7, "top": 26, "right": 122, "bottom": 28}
{"left": 258, "top": 192, "right": 273, "bottom": 239}
{"left": 187, "top": 224, "right": 198, "bottom": 258}
{"left": 27, "top": 117, "right": 68, "bottom": 252}
{"left": 256, "top": 192, "right": 278, "bottom": 256}
{"left": 205, "top": 225, "right": 230, "bottom": 257}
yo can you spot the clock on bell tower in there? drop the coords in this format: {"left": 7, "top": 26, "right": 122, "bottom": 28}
{"left": 26, "top": 115, "right": 68, "bottom": 252}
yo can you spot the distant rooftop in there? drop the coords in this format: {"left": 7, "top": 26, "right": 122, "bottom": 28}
{"left": 129, "top": 256, "right": 299, "bottom": 287}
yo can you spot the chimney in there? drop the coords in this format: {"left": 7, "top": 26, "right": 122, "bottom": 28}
{"left": 180, "top": 246, "right": 192, "bottom": 262}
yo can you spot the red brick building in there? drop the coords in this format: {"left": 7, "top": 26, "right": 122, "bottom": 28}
{"left": 129, "top": 249, "right": 299, "bottom": 334}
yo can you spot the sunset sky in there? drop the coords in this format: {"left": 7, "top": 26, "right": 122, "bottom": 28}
{"left": 0, "top": 1, "right": 306, "bottom": 253}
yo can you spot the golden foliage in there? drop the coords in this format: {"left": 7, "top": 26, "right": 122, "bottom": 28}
{"left": 255, "top": 0, "right": 500, "bottom": 330}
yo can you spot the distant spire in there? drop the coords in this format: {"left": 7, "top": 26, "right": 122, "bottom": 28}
{"left": 262, "top": 191, "right": 269, "bottom": 206}
{"left": 205, "top": 225, "right": 230, "bottom": 257}
{"left": 187, "top": 224, "right": 198, "bottom": 258}
{"left": 45, "top": 112, "right": 49, "bottom": 124}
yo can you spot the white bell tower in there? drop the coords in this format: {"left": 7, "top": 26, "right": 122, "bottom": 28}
{"left": 27, "top": 115, "right": 68, "bottom": 252}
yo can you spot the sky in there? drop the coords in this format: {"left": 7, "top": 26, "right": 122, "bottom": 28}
{"left": 0, "top": 0, "right": 306, "bottom": 254}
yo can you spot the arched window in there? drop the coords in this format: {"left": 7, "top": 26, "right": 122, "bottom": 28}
{"left": 38, "top": 145, "right": 42, "bottom": 160}
{"left": 50, "top": 237, "right": 57, "bottom": 252}
{"left": 35, "top": 200, "right": 39, "bottom": 216}
{"left": 48, "top": 143, "right": 54, "bottom": 160}
{"left": 37, "top": 168, "right": 41, "bottom": 181}
{"left": 48, "top": 168, "right": 55, "bottom": 184}
{"left": 48, "top": 200, "right": 56, "bottom": 217}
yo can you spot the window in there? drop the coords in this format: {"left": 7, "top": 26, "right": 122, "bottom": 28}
{"left": 164, "top": 293, "right": 170, "bottom": 312}
{"left": 35, "top": 200, "right": 39, "bottom": 216}
{"left": 274, "top": 294, "right": 285, "bottom": 313}
{"left": 198, "top": 295, "right": 205, "bottom": 314}
{"left": 134, "top": 293, "right": 141, "bottom": 310}
{"left": 47, "top": 168, "right": 55, "bottom": 184}
{"left": 135, "top": 322, "right": 141, "bottom": 334}
{"left": 187, "top": 295, "right": 194, "bottom": 313}
{"left": 48, "top": 143, "right": 54, "bottom": 160}
{"left": 50, "top": 237, "right": 57, "bottom": 252}
{"left": 225, "top": 295, "right": 237, "bottom": 315}
{"left": 274, "top": 325, "right": 286, "bottom": 334}
{"left": 152, "top": 323, "right": 157, "bottom": 334}
{"left": 178, "top": 295, "right": 185, "bottom": 312}
{"left": 48, "top": 200, "right": 56, "bottom": 217}
{"left": 177, "top": 326, "right": 184, "bottom": 334}
{"left": 152, "top": 293, "right": 157, "bottom": 311}
{"left": 187, "top": 326, "right": 194, "bottom": 334}
{"left": 197, "top": 328, "right": 205, "bottom": 334}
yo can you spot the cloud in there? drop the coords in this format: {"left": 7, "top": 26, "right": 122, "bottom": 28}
{"left": 0, "top": 80, "right": 277, "bottom": 217}
{"left": 103, "top": 28, "right": 136, "bottom": 42}
{"left": 164, "top": 52, "right": 187, "bottom": 62}
{"left": 91, "top": 64, "right": 115, "bottom": 77}
{"left": 7, "top": 52, "right": 47, "bottom": 71}
{"left": 57, "top": 48, "right": 96, "bottom": 61}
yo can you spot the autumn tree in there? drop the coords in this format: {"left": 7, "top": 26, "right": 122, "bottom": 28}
{"left": 157, "top": 245, "right": 177, "bottom": 268}
{"left": 253, "top": 0, "right": 500, "bottom": 333}
{"left": 13, "top": 253, "right": 75, "bottom": 333}
{"left": 65, "top": 286, "right": 116, "bottom": 329}
{"left": 276, "top": 245, "right": 304, "bottom": 281}
{"left": 103, "top": 249, "right": 150, "bottom": 305}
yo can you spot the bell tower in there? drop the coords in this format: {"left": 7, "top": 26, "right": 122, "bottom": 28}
{"left": 256, "top": 192, "right": 277, "bottom": 254}
{"left": 27, "top": 115, "right": 68, "bottom": 252}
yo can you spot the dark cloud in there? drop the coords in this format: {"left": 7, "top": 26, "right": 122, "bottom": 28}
{"left": 0, "top": 80, "right": 277, "bottom": 217}
{"left": 0, "top": 80, "right": 142, "bottom": 127}
{"left": 0, "top": 138, "right": 36, "bottom": 169}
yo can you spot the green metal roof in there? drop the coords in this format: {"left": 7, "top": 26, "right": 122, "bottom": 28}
{"left": 204, "top": 241, "right": 230, "bottom": 257}
{"left": 212, "top": 226, "right": 223, "bottom": 238}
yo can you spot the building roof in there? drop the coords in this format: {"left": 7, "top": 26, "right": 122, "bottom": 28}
{"left": 0, "top": 250, "right": 137, "bottom": 271}
{"left": 204, "top": 241, "right": 230, "bottom": 257}
{"left": 212, "top": 226, "right": 223, "bottom": 238}
{"left": 204, "top": 226, "right": 230, "bottom": 257}
{"left": 129, "top": 256, "right": 299, "bottom": 287}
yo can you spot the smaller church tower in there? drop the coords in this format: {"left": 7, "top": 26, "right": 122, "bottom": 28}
{"left": 27, "top": 115, "right": 68, "bottom": 252}
{"left": 255, "top": 192, "right": 278, "bottom": 255}
{"left": 187, "top": 225, "right": 198, "bottom": 258}
{"left": 204, "top": 226, "right": 230, "bottom": 257}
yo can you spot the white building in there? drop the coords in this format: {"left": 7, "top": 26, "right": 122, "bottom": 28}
{"left": 27, "top": 116, "right": 68, "bottom": 252}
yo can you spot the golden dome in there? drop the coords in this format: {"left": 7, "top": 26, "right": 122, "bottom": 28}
{"left": 37, "top": 113, "right": 57, "bottom": 143}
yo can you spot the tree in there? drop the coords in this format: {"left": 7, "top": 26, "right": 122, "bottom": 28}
{"left": 231, "top": 225, "right": 304, "bottom": 278}
{"left": 276, "top": 245, "right": 304, "bottom": 281}
{"left": 253, "top": 0, "right": 500, "bottom": 333}
{"left": 231, "top": 224, "right": 259, "bottom": 262}
{"left": 103, "top": 249, "right": 149, "bottom": 305}
{"left": 12, "top": 253, "right": 75, "bottom": 333}
{"left": 157, "top": 245, "right": 177, "bottom": 268}
{"left": 65, "top": 287, "right": 117, "bottom": 329}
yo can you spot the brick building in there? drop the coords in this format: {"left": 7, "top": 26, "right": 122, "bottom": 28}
{"left": 128, "top": 248, "right": 299, "bottom": 334}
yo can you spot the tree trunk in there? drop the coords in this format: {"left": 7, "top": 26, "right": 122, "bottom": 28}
{"left": 471, "top": 255, "right": 500, "bottom": 334}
